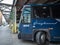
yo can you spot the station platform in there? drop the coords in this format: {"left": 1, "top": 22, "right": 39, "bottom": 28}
{"left": 0, "top": 25, "right": 60, "bottom": 45}
{"left": 0, "top": 25, "right": 36, "bottom": 45}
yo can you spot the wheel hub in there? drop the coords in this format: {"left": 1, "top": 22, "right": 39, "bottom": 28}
{"left": 41, "top": 34, "right": 45, "bottom": 43}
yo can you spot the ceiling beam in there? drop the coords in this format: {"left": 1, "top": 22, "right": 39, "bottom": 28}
{"left": 0, "top": 3, "right": 12, "bottom": 6}
{"left": 3, "top": 13, "right": 10, "bottom": 15}
{"left": 44, "top": 0, "right": 60, "bottom": 3}
{"left": 3, "top": 14, "right": 10, "bottom": 15}
{"left": 1, "top": 10, "right": 11, "bottom": 12}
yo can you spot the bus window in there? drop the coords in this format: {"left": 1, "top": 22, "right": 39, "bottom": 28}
{"left": 52, "top": 5, "right": 60, "bottom": 19}
{"left": 22, "top": 7, "right": 31, "bottom": 23}
{"left": 32, "top": 6, "right": 50, "bottom": 18}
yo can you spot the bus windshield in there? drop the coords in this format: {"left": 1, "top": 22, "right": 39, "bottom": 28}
{"left": 21, "top": 7, "right": 31, "bottom": 23}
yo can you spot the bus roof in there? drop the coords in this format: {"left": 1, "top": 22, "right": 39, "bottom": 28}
{"left": 21, "top": 3, "right": 60, "bottom": 11}
{"left": 24, "top": 3, "right": 60, "bottom": 7}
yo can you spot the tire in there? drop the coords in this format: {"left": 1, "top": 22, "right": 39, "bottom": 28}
{"left": 18, "top": 33, "right": 21, "bottom": 39}
{"left": 36, "top": 32, "right": 47, "bottom": 45}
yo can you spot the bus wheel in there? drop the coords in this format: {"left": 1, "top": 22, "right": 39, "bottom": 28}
{"left": 18, "top": 33, "right": 21, "bottom": 39}
{"left": 36, "top": 32, "right": 47, "bottom": 45}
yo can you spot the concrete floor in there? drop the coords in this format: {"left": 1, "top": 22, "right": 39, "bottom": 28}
{"left": 0, "top": 25, "right": 60, "bottom": 45}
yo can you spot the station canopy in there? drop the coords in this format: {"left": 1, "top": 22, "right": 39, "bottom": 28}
{"left": 0, "top": 0, "right": 13, "bottom": 19}
{"left": 0, "top": 0, "right": 59, "bottom": 15}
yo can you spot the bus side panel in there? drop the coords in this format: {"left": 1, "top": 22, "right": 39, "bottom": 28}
{"left": 50, "top": 22, "right": 60, "bottom": 42}
{"left": 19, "top": 23, "right": 33, "bottom": 40}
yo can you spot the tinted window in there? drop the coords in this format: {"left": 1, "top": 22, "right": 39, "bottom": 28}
{"left": 52, "top": 4, "right": 60, "bottom": 19}
{"left": 32, "top": 6, "right": 50, "bottom": 18}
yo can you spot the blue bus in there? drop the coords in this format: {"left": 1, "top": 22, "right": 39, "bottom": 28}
{"left": 18, "top": 3, "right": 60, "bottom": 45}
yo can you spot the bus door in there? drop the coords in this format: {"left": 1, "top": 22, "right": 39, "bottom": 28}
{"left": 20, "top": 6, "right": 32, "bottom": 39}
